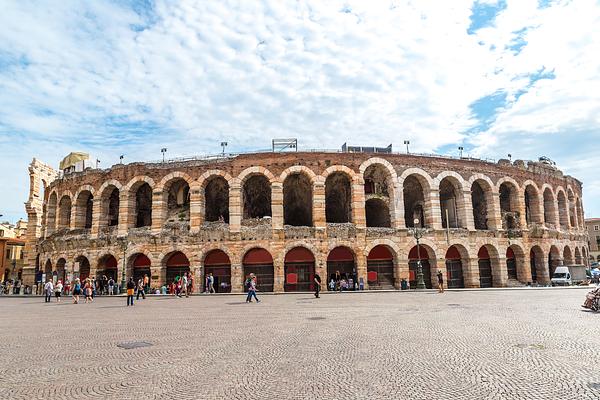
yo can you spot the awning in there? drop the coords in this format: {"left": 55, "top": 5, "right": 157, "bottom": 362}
{"left": 59, "top": 152, "right": 89, "bottom": 170}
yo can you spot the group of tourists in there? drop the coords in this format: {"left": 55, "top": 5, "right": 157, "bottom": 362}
{"left": 328, "top": 271, "right": 361, "bottom": 292}
{"left": 166, "top": 272, "right": 193, "bottom": 298}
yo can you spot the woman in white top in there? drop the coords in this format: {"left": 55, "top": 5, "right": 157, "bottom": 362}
{"left": 54, "top": 280, "right": 63, "bottom": 302}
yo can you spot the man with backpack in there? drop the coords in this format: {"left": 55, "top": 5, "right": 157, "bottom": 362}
{"left": 314, "top": 273, "right": 322, "bottom": 298}
{"left": 108, "top": 277, "right": 115, "bottom": 295}
{"left": 245, "top": 274, "right": 260, "bottom": 303}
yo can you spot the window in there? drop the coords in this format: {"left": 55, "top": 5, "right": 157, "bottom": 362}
{"left": 6, "top": 249, "right": 10, "bottom": 260}
{"left": 595, "top": 225, "right": 599, "bottom": 231}
{"left": 596, "top": 236, "right": 600, "bottom": 248}
{"left": 0, "top": 229, "right": 3, "bottom": 237}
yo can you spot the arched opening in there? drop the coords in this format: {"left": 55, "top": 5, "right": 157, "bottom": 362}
{"left": 506, "top": 247, "right": 517, "bottom": 280}
{"left": 439, "top": 178, "right": 463, "bottom": 229}
{"left": 365, "top": 198, "right": 391, "bottom": 227}
{"left": 576, "top": 198, "right": 584, "bottom": 229}
{"left": 325, "top": 172, "right": 352, "bottom": 223}
{"left": 56, "top": 258, "right": 67, "bottom": 283}
{"left": 97, "top": 254, "right": 118, "bottom": 281}
{"left": 563, "top": 246, "right": 574, "bottom": 265}
{"left": 242, "top": 175, "right": 271, "bottom": 220}
{"left": 543, "top": 188, "right": 557, "bottom": 228}
{"left": 204, "top": 249, "right": 232, "bottom": 293}
{"left": 165, "top": 251, "right": 190, "bottom": 285}
{"left": 243, "top": 248, "right": 274, "bottom": 292}
{"left": 327, "top": 246, "right": 356, "bottom": 288}
{"left": 130, "top": 253, "right": 151, "bottom": 286}
{"left": 499, "top": 182, "right": 519, "bottom": 230}
{"left": 478, "top": 246, "right": 493, "bottom": 288}
{"left": 403, "top": 175, "right": 427, "bottom": 228}
{"left": 57, "top": 196, "right": 72, "bottom": 230}
{"left": 568, "top": 190, "right": 577, "bottom": 229}
{"left": 548, "top": 246, "right": 561, "bottom": 276}
{"left": 134, "top": 183, "right": 152, "bottom": 228}
{"left": 165, "top": 179, "right": 190, "bottom": 223}
{"left": 283, "top": 173, "right": 313, "bottom": 226}
{"left": 471, "top": 180, "right": 490, "bottom": 230}
{"left": 284, "top": 247, "right": 316, "bottom": 292}
{"left": 46, "top": 192, "right": 58, "bottom": 234}
{"left": 557, "top": 191, "right": 568, "bottom": 230}
{"left": 75, "top": 255, "right": 90, "bottom": 281}
{"left": 74, "top": 190, "right": 93, "bottom": 229}
{"left": 364, "top": 164, "right": 393, "bottom": 227}
{"left": 530, "top": 246, "right": 544, "bottom": 283}
{"left": 524, "top": 185, "right": 542, "bottom": 225}
{"left": 367, "top": 245, "right": 395, "bottom": 289}
{"left": 445, "top": 246, "right": 464, "bottom": 288}
{"left": 575, "top": 247, "right": 582, "bottom": 265}
{"left": 205, "top": 176, "right": 230, "bottom": 223}
{"left": 44, "top": 259, "right": 52, "bottom": 276}
{"left": 408, "top": 245, "right": 433, "bottom": 289}
{"left": 101, "top": 186, "right": 120, "bottom": 227}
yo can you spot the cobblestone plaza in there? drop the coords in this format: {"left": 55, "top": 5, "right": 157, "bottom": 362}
{"left": 1, "top": 289, "right": 598, "bottom": 399}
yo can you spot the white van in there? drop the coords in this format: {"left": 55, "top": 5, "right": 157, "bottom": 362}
{"left": 551, "top": 265, "right": 587, "bottom": 286}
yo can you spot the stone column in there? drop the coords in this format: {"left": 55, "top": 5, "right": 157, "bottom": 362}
{"left": 118, "top": 191, "right": 130, "bottom": 237}
{"left": 535, "top": 252, "right": 550, "bottom": 284}
{"left": 391, "top": 182, "right": 405, "bottom": 228}
{"left": 312, "top": 179, "right": 326, "bottom": 229}
{"left": 316, "top": 260, "right": 327, "bottom": 292}
{"left": 462, "top": 190, "right": 476, "bottom": 231}
{"left": 151, "top": 265, "right": 164, "bottom": 290}
{"left": 492, "top": 255, "right": 508, "bottom": 287}
{"left": 489, "top": 191, "right": 502, "bottom": 230}
{"left": 271, "top": 181, "right": 284, "bottom": 230}
{"left": 518, "top": 250, "right": 532, "bottom": 283}
{"left": 151, "top": 190, "right": 164, "bottom": 234}
{"left": 516, "top": 191, "right": 527, "bottom": 230}
{"left": 231, "top": 263, "right": 243, "bottom": 293}
{"left": 428, "top": 189, "right": 443, "bottom": 230}
{"left": 273, "top": 257, "right": 284, "bottom": 293}
{"left": 435, "top": 257, "right": 448, "bottom": 288}
{"left": 194, "top": 266, "right": 202, "bottom": 294}
{"left": 396, "top": 257, "right": 410, "bottom": 284}
{"left": 463, "top": 258, "right": 480, "bottom": 288}
{"left": 189, "top": 184, "right": 202, "bottom": 234}
{"left": 229, "top": 182, "right": 242, "bottom": 233}
{"left": 352, "top": 182, "right": 366, "bottom": 228}
{"left": 90, "top": 198, "right": 102, "bottom": 238}
{"left": 355, "top": 250, "right": 367, "bottom": 289}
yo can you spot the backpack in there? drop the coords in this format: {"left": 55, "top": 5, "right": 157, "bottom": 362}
{"left": 245, "top": 279, "right": 252, "bottom": 289}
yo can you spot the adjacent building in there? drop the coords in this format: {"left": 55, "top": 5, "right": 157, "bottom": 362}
{"left": 585, "top": 218, "right": 600, "bottom": 263}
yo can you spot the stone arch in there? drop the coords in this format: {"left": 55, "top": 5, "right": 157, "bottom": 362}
{"left": 400, "top": 169, "right": 433, "bottom": 228}
{"left": 548, "top": 245, "right": 561, "bottom": 276}
{"left": 363, "top": 160, "right": 397, "bottom": 228}
{"left": 326, "top": 245, "right": 358, "bottom": 287}
{"left": 407, "top": 242, "right": 437, "bottom": 289}
{"left": 161, "top": 250, "right": 192, "bottom": 287}
{"left": 46, "top": 191, "right": 58, "bottom": 235}
{"left": 366, "top": 244, "right": 398, "bottom": 289}
{"left": 574, "top": 246, "right": 582, "bottom": 264}
{"left": 469, "top": 174, "right": 496, "bottom": 231}
{"left": 57, "top": 194, "right": 72, "bottom": 229}
{"left": 576, "top": 197, "right": 584, "bottom": 229}
{"left": 97, "top": 253, "right": 119, "bottom": 281}
{"left": 156, "top": 171, "right": 194, "bottom": 192}
{"left": 97, "top": 179, "right": 123, "bottom": 198}
{"left": 124, "top": 175, "right": 156, "bottom": 192}
{"left": 542, "top": 185, "right": 558, "bottom": 228}
{"left": 74, "top": 254, "right": 91, "bottom": 281}
{"left": 498, "top": 179, "right": 520, "bottom": 230}
{"left": 436, "top": 172, "right": 467, "bottom": 229}
{"left": 158, "top": 174, "right": 191, "bottom": 225}
{"left": 563, "top": 245, "right": 574, "bottom": 265}
{"left": 242, "top": 247, "right": 274, "bottom": 292}
{"left": 74, "top": 186, "right": 94, "bottom": 230}
{"left": 325, "top": 170, "right": 353, "bottom": 223}
{"left": 280, "top": 165, "right": 317, "bottom": 184}
{"left": 444, "top": 243, "right": 470, "bottom": 289}
{"left": 202, "top": 247, "right": 233, "bottom": 293}
{"left": 556, "top": 188, "right": 569, "bottom": 230}
{"left": 506, "top": 243, "right": 526, "bottom": 282}
{"left": 283, "top": 246, "right": 318, "bottom": 292}
{"left": 523, "top": 181, "right": 543, "bottom": 225}
{"left": 529, "top": 245, "right": 545, "bottom": 284}
{"left": 283, "top": 171, "right": 313, "bottom": 226}
{"left": 567, "top": 187, "right": 577, "bottom": 229}
{"left": 477, "top": 243, "right": 501, "bottom": 288}
{"left": 98, "top": 180, "right": 122, "bottom": 228}
{"left": 241, "top": 171, "right": 272, "bottom": 220}
{"left": 321, "top": 165, "right": 358, "bottom": 182}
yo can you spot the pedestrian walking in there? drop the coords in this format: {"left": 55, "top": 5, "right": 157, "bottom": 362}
{"left": 54, "top": 280, "right": 63, "bottom": 302}
{"left": 182, "top": 273, "right": 189, "bottom": 298}
{"left": 437, "top": 270, "right": 444, "bottom": 293}
{"left": 208, "top": 272, "right": 215, "bottom": 294}
{"left": 314, "top": 273, "right": 321, "bottom": 298}
{"left": 143, "top": 274, "right": 149, "bottom": 293}
{"left": 136, "top": 278, "right": 146, "bottom": 300}
{"left": 84, "top": 279, "right": 93, "bottom": 303}
{"left": 108, "top": 277, "right": 114, "bottom": 295}
{"left": 188, "top": 273, "right": 194, "bottom": 295}
{"left": 44, "top": 279, "right": 53, "bottom": 303}
{"left": 245, "top": 274, "right": 260, "bottom": 303}
{"left": 126, "top": 277, "right": 135, "bottom": 306}
{"left": 72, "top": 278, "right": 81, "bottom": 304}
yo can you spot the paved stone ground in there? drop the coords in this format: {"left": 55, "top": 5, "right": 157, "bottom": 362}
{"left": 1, "top": 288, "right": 599, "bottom": 400}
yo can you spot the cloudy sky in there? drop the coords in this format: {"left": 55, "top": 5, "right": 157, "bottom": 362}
{"left": 0, "top": 0, "right": 599, "bottom": 222}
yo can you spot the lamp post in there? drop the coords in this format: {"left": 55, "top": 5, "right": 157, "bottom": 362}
{"left": 403, "top": 140, "right": 410, "bottom": 154}
{"left": 119, "top": 239, "right": 129, "bottom": 294}
{"left": 409, "top": 218, "right": 427, "bottom": 289}
{"left": 458, "top": 146, "right": 464, "bottom": 158}
{"left": 221, "top": 141, "right": 228, "bottom": 155}
{"left": 161, "top": 148, "right": 167, "bottom": 163}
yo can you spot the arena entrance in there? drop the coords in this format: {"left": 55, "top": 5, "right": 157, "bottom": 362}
{"left": 75, "top": 256, "right": 90, "bottom": 281}
{"left": 445, "top": 246, "right": 464, "bottom": 289}
{"left": 243, "top": 248, "right": 274, "bottom": 292}
{"left": 506, "top": 247, "right": 517, "bottom": 280}
{"left": 131, "top": 253, "right": 151, "bottom": 286}
{"left": 56, "top": 258, "right": 67, "bottom": 283}
{"left": 366, "top": 245, "right": 395, "bottom": 289}
{"left": 284, "top": 247, "right": 316, "bottom": 292}
{"left": 408, "top": 245, "right": 432, "bottom": 289}
{"left": 204, "top": 249, "right": 232, "bottom": 293}
{"left": 97, "top": 254, "right": 118, "bottom": 281}
{"left": 165, "top": 252, "right": 190, "bottom": 285}
{"left": 478, "top": 247, "right": 493, "bottom": 288}
{"left": 327, "top": 246, "right": 356, "bottom": 289}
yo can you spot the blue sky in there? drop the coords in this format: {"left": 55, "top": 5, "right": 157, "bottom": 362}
{"left": 0, "top": 0, "right": 599, "bottom": 222}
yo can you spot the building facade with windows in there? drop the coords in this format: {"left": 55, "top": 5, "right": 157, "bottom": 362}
{"left": 585, "top": 218, "right": 600, "bottom": 263}
{"left": 22, "top": 151, "right": 588, "bottom": 292}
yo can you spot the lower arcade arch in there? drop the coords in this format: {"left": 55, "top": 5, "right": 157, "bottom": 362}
{"left": 284, "top": 247, "right": 316, "bottom": 292}
{"left": 408, "top": 245, "right": 434, "bottom": 289}
{"left": 327, "top": 246, "right": 357, "bottom": 289}
{"left": 242, "top": 248, "right": 274, "bottom": 292}
{"left": 75, "top": 256, "right": 91, "bottom": 281}
{"left": 165, "top": 252, "right": 190, "bottom": 286}
{"left": 506, "top": 247, "right": 517, "bottom": 280}
{"left": 445, "top": 246, "right": 464, "bottom": 289}
{"left": 97, "top": 254, "right": 118, "bottom": 281}
{"left": 56, "top": 258, "right": 67, "bottom": 283}
{"left": 204, "top": 250, "right": 232, "bottom": 293}
{"left": 548, "top": 246, "right": 561, "bottom": 276}
{"left": 129, "top": 253, "right": 151, "bottom": 286}
{"left": 478, "top": 246, "right": 493, "bottom": 288}
{"left": 366, "top": 245, "right": 395, "bottom": 289}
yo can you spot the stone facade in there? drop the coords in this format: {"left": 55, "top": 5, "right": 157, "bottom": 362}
{"left": 24, "top": 152, "right": 588, "bottom": 292}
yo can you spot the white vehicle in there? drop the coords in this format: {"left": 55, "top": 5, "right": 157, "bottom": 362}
{"left": 551, "top": 265, "right": 587, "bottom": 286}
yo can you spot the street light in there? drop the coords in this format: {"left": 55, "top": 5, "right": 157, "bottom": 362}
{"left": 221, "top": 141, "right": 228, "bottom": 155}
{"left": 409, "top": 218, "right": 427, "bottom": 289}
{"left": 458, "top": 146, "right": 464, "bottom": 158}
{"left": 161, "top": 148, "right": 167, "bottom": 163}
{"left": 119, "top": 239, "right": 129, "bottom": 294}
{"left": 119, "top": 155, "right": 124, "bottom": 164}
{"left": 403, "top": 140, "right": 410, "bottom": 154}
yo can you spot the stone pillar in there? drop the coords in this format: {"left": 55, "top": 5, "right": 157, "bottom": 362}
{"left": 316, "top": 259, "right": 327, "bottom": 292}
{"left": 231, "top": 263, "right": 243, "bottom": 293}
{"left": 151, "top": 190, "right": 164, "bottom": 234}
{"left": 436, "top": 257, "right": 448, "bottom": 288}
{"left": 189, "top": 184, "right": 202, "bottom": 234}
{"left": 355, "top": 251, "right": 367, "bottom": 289}
{"left": 273, "top": 257, "right": 284, "bottom": 293}
{"left": 229, "top": 182, "right": 242, "bottom": 233}
{"left": 151, "top": 265, "right": 164, "bottom": 290}
{"left": 492, "top": 256, "right": 508, "bottom": 287}
{"left": 518, "top": 250, "right": 532, "bottom": 283}
{"left": 271, "top": 181, "right": 284, "bottom": 230}
{"left": 462, "top": 190, "right": 476, "bottom": 231}
{"left": 312, "top": 179, "right": 326, "bottom": 229}
{"left": 489, "top": 191, "right": 502, "bottom": 230}
{"left": 90, "top": 198, "right": 102, "bottom": 238}
{"left": 352, "top": 182, "right": 366, "bottom": 228}
{"left": 396, "top": 257, "right": 410, "bottom": 284}
{"left": 118, "top": 191, "right": 130, "bottom": 237}
{"left": 391, "top": 182, "right": 405, "bottom": 228}
{"left": 463, "top": 258, "right": 480, "bottom": 288}
{"left": 193, "top": 266, "right": 202, "bottom": 294}
{"left": 428, "top": 189, "right": 443, "bottom": 230}
{"left": 516, "top": 191, "right": 527, "bottom": 230}
{"left": 535, "top": 252, "right": 550, "bottom": 284}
